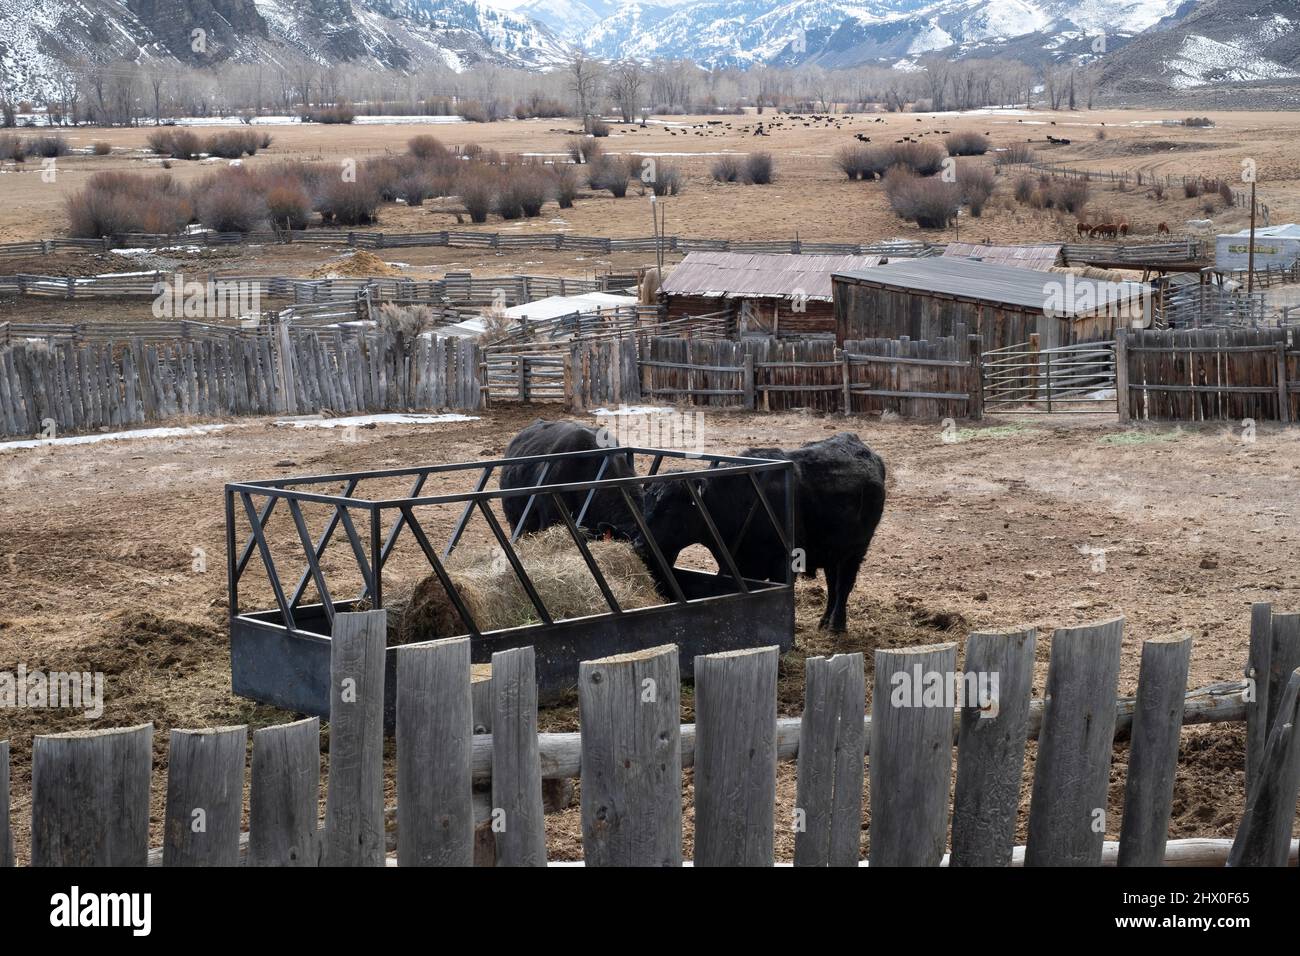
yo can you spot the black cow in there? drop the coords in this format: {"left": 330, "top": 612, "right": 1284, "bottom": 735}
{"left": 499, "top": 419, "right": 642, "bottom": 540}
{"left": 637, "top": 433, "right": 886, "bottom": 632}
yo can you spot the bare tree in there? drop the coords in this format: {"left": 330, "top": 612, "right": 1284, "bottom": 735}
{"left": 567, "top": 53, "right": 602, "bottom": 129}
{"left": 611, "top": 60, "right": 644, "bottom": 123}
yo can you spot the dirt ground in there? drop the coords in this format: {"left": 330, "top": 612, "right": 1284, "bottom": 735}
{"left": 1, "top": 403, "right": 1297, "bottom": 863}
{"left": 1, "top": 108, "right": 1297, "bottom": 270}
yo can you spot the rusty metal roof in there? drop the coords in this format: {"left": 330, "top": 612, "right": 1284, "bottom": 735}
{"left": 660, "top": 252, "right": 884, "bottom": 302}
{"left": 941, "top": 242, "right": 1063, "bottom": 271}
{"left": 834, "top": 257, "right": 1149, "bottom": 317}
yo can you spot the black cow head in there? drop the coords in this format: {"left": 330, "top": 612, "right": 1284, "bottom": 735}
{"left": 632, "top": 476, "right": 710, "bottom": 587}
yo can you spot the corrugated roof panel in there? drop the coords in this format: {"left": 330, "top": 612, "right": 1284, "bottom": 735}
{"left": 661, "top": 252, "right": 884, "bottom": 301}
{"left": 834, "top": 257, "right": 1148, "bottom": 317}
{"left": 941, "top": 242, "right": 1062, "bottom": 271}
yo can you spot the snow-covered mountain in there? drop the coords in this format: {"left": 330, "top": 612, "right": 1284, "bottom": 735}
{"left": 0, "top": 0, "right": 571, "bottom": 101}
{"left": 1097, "top": 0, "right": 1300, "bottom": 102}
{"left": 579, "top": 0, "right": 1186, "bottom": 67}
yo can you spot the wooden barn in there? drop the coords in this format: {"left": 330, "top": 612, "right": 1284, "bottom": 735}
{"left": 833, "top": 258, "right": 1150, "bottom": 352}
{"left": 659, "top": 252, "right": 883, "bottom": 338}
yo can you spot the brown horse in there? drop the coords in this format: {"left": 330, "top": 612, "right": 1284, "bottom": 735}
{"left": 1157, "top": 222, "right": 1170, "bottom": 236}
{"left": 1077, "top": 222, "right": 1091, "bottom": 237}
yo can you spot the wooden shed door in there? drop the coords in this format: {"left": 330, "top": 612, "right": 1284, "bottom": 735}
{"left": 741, "top": 300, "right": 776, "bottom": 336}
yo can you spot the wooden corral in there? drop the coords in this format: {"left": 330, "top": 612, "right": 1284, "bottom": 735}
{"left": 660, "top": 252, "right": 884, "bottom": 338}
{"left": 8, "top": 604, "right": 1300, "bottom": 867}
{"left": 834, "top": 258, "right": 1151, "bottom": 353}
{"left": 1120, "top": 327, "right": 1300, "bottom": 423}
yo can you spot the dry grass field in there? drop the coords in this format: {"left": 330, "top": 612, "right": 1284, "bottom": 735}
{"left": 1, "top": 108, "right": 1298, "bottom": 278}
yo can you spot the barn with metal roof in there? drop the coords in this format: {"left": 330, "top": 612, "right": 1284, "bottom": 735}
{"left": 660, "top": 251, "right": 884, "bottom": 337}
{"left": 833, "top": 257, "right": 1150, "bottom": 351}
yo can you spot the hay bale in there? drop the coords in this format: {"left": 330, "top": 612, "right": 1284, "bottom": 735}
{"left": 392, "top": 526, "right": 662, "bottom": 645}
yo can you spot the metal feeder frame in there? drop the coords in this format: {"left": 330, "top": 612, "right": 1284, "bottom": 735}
{"left": 225, "top": 445, "right": 795, "bottom": 722}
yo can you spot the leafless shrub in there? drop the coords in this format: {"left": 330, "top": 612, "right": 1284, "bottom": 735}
{"left": 833, "top": 147, "right": 869, "bottom": 180}
{"left": 1013, "top": 175, "right": 1035, "bottom": 203}
{"left": 884, "top": 167, "right": 959, "bottom": 229}
{"left": 408, "top": 135, "right": 446, "bottom": 159}
{"left": 566, "top": 136, "right": 601, "bottom": 164}
{"left": 66, "top": 171, "right": 193, "bottom": 237}
{"left": 0, "top": 134, "right": 27, "bottom": 161}
{"left": 550, "top": 165, "right": 578, "bottom": 208}
{"left": 944, "top": 132, "right": 989, "bottom": 156}
{"left": 92, "top": 141, "right": 112, "bottom": 155}
{"left": 196, "top": 170, "right": 267, "bottom": 232}
{"left": 301, "top": 103, "right": 355, "bottom": 124}
{"left": 457, "top": 167, "right": 496, "bottom": 223}
{"left": 712, "top": 155, "right": 742, "bottom": 182}
{"left": 30, "top": 135, "right": 69, "bottom": 157}
{"left": 315, "top": 178, "right": 380, "bottom": 226}
{"left": 1050, "top": 180, "right": 1089, "bottom": 214}
{"left": 589, "top": 156, "right": 629, "bottom": 197}
{"left": 743, "top": 152, "right": 775, "bottom": 184}
{"left": 958, "top": 163, "right": 995, "bottom": 217}
{"left": 996, "top": 142, "right": 1036, "bottom": 166}
{"left": 265, "top": 182, "right": 313, "bottom": 230}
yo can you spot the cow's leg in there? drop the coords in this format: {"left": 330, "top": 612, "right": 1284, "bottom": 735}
{"left": 828, "top": 555, "right": 864, "bottom": 632}
{"left": 818, "top": 564, "right": 840, "bottom": 630}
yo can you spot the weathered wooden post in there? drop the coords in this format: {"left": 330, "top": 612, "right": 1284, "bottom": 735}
{"left": 1114, "top": 328, "right": 1130, "bottom": 423}
{"left": 870, "top": 643, "right": 958, "bottom": 867}
{"left": 31, "top": 724, "right": 154, "bottom": 867}
{"left": 0, "top": 740, "right": 11, "bottom": 867}
{"left": 1276, "top": 342, "right": 1289, "bottom": 423}
{"left": 1245, "top": 603, "right": 1273, "bottom": 803}
{"left": 840, "top": 351, "right": 852, "bottom": 416}
{"left": 1229, "top": 669, "right": 1300, "bottom": 867}
{"left": 324, "top": 609, "right": 387, "bottom": 866}
{"left": 579, "top": 645, "right": 682, "bottom": 866}
{"left": 1025, "top": 618, "right": 1124, "bottom": 866}
{"left": 163, "top": 726, "right": 248, "bottom": 866}
{"left": 491, "top": 646, "right": 547, "bottom": 866}
{"left": 743, "top": 352, "right": 755, "bottom": 411}
{"left": 397, "top": 636, "right": 474, "bottom": 867}
{"left": 1269, "top": 613, "right": 1300, "bottom": 736}
{"left": 793, "top": 653, "right": 865, "bottom": 867}
{"left": 967, "top": 334, "right": 984, "bottom": 420}
{"left": 951, "top": 628, "right": 1036, "bottom": 867}
{"left": 694, "top": 646, "right": 779, "bottom": 866}
{"left": 249, "top": 717, "right": 321, "bottom": 866}
{"left": 1117, "top": 634, "right": 1193, "bottom": 866}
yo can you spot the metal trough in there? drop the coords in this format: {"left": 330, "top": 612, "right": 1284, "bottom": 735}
{"left": 225, "top": 446, "right": 796, "bottom": 725}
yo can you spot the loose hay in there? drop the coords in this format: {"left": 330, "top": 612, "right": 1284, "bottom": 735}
{"left": 392, "top": 526, "right": 662, "bottom": 644}
{"left": 309, "top": 250, "right": 402, "bottom": 278}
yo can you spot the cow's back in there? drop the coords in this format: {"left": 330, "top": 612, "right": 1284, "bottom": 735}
{"left": 500, "top": 419, "right": 638, "bottom": 536}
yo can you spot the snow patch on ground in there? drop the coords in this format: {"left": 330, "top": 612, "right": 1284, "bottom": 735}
{"left": 271, "top": 413, "right": 479, "bottom": 429}
{"left": 1, "top": 423, "right": 236, "bottom": 452}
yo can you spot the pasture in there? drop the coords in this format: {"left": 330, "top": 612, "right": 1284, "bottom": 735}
{"left": 2, "top": 108, "right": 1299, "bottom": 266}
{"left": 2, "top": 404, "right": 1296, "bottom": 862}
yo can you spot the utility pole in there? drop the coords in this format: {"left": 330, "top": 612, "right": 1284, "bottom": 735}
{"left": 1247, "top": 178, "right": 1257, "bottom": 295}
